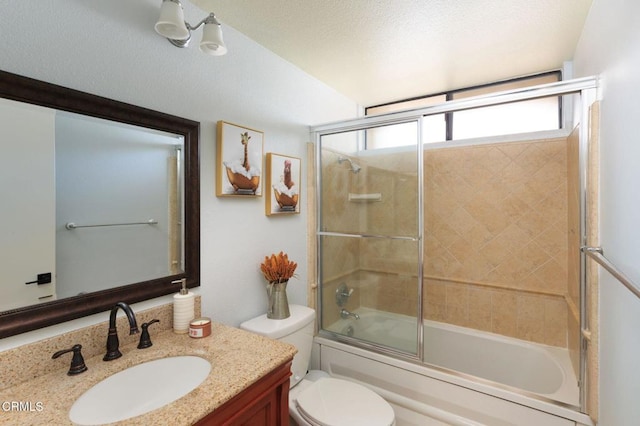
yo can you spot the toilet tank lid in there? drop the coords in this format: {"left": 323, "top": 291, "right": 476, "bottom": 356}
{"left": 239, "top": 304, "right": 315, "bottom": 339}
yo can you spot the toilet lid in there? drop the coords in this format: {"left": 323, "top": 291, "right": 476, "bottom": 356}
{"left": 295, "top": 378, "right": 394, "bottom": 426}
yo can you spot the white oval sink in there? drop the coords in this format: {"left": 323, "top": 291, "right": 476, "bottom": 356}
{"left": 69, "top": 355, "right": 211, "bottom": 425}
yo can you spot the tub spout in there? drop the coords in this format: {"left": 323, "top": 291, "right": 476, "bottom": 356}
{"left": 340, "top": 308, "right": 360, "bottom": 320}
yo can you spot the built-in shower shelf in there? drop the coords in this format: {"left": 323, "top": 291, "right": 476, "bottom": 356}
{"left": 348, "top": 193, "right": 382, "bottom": 202}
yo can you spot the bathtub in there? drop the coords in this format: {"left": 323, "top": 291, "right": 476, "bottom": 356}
{"left": 318, "top": 308, "right": 592, "bottom": 426}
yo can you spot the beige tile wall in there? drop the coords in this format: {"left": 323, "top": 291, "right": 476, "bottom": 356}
{"left": 424, "top": 138, "right": 569, "bottom": 296}
{"left": 323, "top": 271, "right": 567, "bottom": 347}
{"left": 566, "top": 127, "right": 582, "bottom": 373}
{"left": 320, "top": 136, "right": 574, "bottom": 348}
{"left": 586, "top": 102, "right": 600, "bottom": 420}
{"left": 422, "top": 137, "right": 571, "bottom": 347}
{"left": 423, "top": 279, "right": 567, "bottom": 346}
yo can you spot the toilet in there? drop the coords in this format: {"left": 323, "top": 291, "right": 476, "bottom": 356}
{"left": 240, "top": 304, "right": 395, "bottom": 426}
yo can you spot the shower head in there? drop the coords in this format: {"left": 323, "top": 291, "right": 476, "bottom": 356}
{"left": 338, "top": 156, "right": 361, "bottom": 174}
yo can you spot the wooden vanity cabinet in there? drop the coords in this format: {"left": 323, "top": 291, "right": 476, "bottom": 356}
{"left": 195, "top": 360, "right": 292, "bottom": 426}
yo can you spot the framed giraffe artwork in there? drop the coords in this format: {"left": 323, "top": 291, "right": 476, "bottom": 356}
{"left": 216, "top": 121, "right": 264, "bottom": 197}
{"left": 265, "top": 153, "right": 301, "bottom": 216}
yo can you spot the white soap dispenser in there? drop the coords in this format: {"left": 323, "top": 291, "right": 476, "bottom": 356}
{"left": 172, "top": 278, "right": 195, "bottom": 334}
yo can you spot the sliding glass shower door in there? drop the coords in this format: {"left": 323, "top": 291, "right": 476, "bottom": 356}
{"left": 317, "top": 119, "right": 423, "bottom": 356}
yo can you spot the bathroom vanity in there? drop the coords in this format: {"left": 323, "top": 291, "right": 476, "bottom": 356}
{"left": 195, "top": 360, "right": 291, "bottom": 425}
{"left": 0, "top": 302, "right": 296, "bottom": 425}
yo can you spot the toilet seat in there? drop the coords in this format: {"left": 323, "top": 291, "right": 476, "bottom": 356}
{"left": 295, "top": 378, "right": 395, "bottom": 426}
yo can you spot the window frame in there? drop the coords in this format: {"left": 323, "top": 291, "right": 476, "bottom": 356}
{"left": 364, "top": 70, "right": 562, "bottom": 143}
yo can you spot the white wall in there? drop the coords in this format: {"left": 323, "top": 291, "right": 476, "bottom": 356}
{"left": 573, "top": 0, "right": 640, "bottom": 423}
{"left": 0, "top": 1, "right": 358, "bottom": 327}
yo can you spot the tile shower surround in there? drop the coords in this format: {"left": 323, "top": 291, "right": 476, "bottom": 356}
{"left": 322, "top": 136, "right": 575, "bottom": 348}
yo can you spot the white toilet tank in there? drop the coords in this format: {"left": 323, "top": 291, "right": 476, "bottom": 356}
{"left": 240, "top": 304, "right": 315, "bottom": 387}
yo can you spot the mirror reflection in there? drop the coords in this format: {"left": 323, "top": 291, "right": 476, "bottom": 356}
{"left": 1, "top": 101, "right": 184, "bottom": 312}
{"left": 0, "top": 70, "right": 199, "bottom": 338}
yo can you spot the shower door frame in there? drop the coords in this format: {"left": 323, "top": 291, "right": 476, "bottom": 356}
{"left": 312, "top": 76, "right": 598, "bottom": 413}
{"left": 315, "top": 116, "right": 426, "bottom": 362}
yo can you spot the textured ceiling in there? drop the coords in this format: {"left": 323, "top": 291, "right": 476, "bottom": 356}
{"left": 191, "top": 0, "right": 592, "bottom": 106}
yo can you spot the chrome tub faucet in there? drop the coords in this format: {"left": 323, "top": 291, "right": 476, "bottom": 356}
{"left": 340, "top": 308, "right": 360, "bottom": 320}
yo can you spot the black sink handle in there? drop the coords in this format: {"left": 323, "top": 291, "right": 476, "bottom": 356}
{"left": 52, "top": 344, "right": 88, "bottom": 376}
{"left": 138, "top": 319, "right": 160, "bottom": 349}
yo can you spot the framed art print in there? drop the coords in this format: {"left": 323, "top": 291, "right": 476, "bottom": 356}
{"left": 216, "top": 121, "right": 264, "bottom": 197}
{"left": 265, "top": 153, "right": 301, "bottom": 216}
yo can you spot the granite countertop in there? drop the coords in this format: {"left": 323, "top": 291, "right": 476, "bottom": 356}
{"left": 0, "top": 323, "right": 296, "bottom": 425}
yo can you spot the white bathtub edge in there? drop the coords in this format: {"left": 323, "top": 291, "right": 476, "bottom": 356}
{"left": 315, "top": 336, "right": 594, "bottom": 426}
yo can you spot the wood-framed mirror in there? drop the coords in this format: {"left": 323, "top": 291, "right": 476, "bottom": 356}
{"left": 0, "top": 70, "right": 200, "bottom": 338}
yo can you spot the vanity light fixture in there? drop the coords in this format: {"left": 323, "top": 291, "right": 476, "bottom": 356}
{"left": 154, "top": 0, "right": 227, "bottom": 56}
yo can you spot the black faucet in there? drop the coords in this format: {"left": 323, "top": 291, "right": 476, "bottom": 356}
{"left": 103, "top": 302, "right": 139, "bottom": 361}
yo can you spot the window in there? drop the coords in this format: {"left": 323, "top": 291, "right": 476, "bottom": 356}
{"left": 364, "top": 71, "right": 562, "bottom": 148}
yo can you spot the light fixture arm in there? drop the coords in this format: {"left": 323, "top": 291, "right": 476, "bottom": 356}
{"left": 185, "top": 13, "right": 221, "bottom": 33}
{"left": 167, "top": 13, "right": 220, "bottom": 49}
